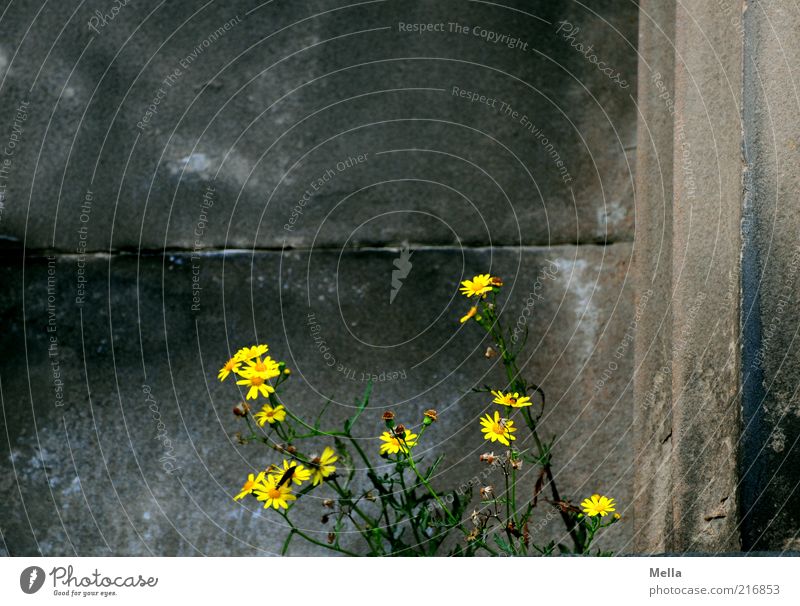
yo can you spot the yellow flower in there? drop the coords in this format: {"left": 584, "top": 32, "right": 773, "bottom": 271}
{"left": 309, "top": 447, "right": 338, "bottom": 485}
{"left": 480, "top": 411, "right": 516, "bottom": 446}
{"left": 234, "top": 344, "right": 269, "bottom": 362}
{"left": 460, "top": 306, "right": 478, "bottom": 323}
{"left": 218, "top": 357, "right": 241, "bottom": 381}
{"left": 459, "top": 274, "right": 494, "bottom": 298}
{"left": 379, "top": 429, "right": 418, "bottom": 455}
{"left": 253, "top": 475, "right": 296, "bottom": 510}
{"left": 253, "top": 404, "right": 286, "bottom": 426}
{"left": 236, "top": 371, "right": 275, "bottom": 400}
{"left": 239, "top": 356, "right": 281, "bottom": 380}
{"left": 233, "top": 471, "right": 265, "bottom": 501}
{"left": 268, "top": 459, "right": 311, "bottom": 486}
{"left": 580, "top": 494, "right": 616, "bottom": 517}
{"left": 491, "top": 390, "right": 532, "bottom": 408}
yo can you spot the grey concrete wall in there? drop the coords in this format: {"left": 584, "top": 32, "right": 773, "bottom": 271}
{"left": 0, "top": 1, "right": 639, "bottom": 555}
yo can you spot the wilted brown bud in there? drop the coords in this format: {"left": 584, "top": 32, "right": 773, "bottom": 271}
{"left": 327, "top": 532, "right": 335, "bottom": 545}
{"left": 382, "top": 411, "right": 396, "bottom": 429}
{"left": 484, "top": 346, "right": 498, "bottom": 359}
{"left": 479, "top": 452, "right": 497, "bottom": 465}
{"left": 232, "top": 402, "right": 250, "bottom": 417}
{"left": 321, "top": 514, "right": 330, "bottom": 524}
{"left": 489, "top": 276, "right": 503, "bottom": 287}
{"left": 423, "top": 409, "right": 438, "bottom": 425}
{"left": 394, "top": 424, "right": 406, "bottom": 439}
{"left": 466, "top": 528, "right": 480, "bottom": 543}
{"left": 323, "top": 499, "right": 335, "bottom": 509}
{"left": 506, "top": 521, "right": 521, "bottom": 538}
{"left": 479, "top": 485, "right": 494, "bottom": 499}
{"left": 365, "top": 491, "right": 376, "bottom": 502}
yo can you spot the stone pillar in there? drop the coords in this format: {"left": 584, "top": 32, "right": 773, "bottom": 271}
{"left": 632, "top": 0, "right": 676, "bottom": 553}
{"left": 635, "top": 0, "right": 800, "bottom": 552}
{"left": 741, "top": 0, "right": 800, "bottom": 552}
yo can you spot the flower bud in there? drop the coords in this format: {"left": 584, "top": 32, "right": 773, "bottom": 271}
{"left": 484, "top": 346, "right": 497, "bottom": 359}
{"left": 490, "top": 276, "right": 503, "bottom": 287}
{"left": 323, "top": 499, "right": 335, "bottom": 509}
{"left": 382, "top": 411, "right": 396, "bottom": 429}
{"left": 394, "top": 424, "right": 406, "bottom": 439}
{"left": 423, "top": 409, "right": 438, "bottom": 425}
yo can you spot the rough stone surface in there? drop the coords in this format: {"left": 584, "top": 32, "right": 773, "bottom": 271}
{"left": 632, "top": 0, "right": 675, "bottom": 554}
{"left": 667, "top": 0, "right": 743, "bottom": 553}
{"left": 0, "top": 0, "right": 637, "bottom": 251}
{"left": 0, "top": 0, "right": 640, "bottom": 557}
{"left": 0, "top": 245, "right": 633, "bottom": 555}
{"left": 741, "top": 0, "right": 800, "bottom": 552}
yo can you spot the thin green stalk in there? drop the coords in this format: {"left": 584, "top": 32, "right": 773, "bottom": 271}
{"left": 279, "top": 511, "right": 360, "bottom": 556}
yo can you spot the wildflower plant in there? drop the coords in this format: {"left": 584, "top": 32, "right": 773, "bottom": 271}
{"left": 220, "top": 275, "right": 620, "bottom": 556}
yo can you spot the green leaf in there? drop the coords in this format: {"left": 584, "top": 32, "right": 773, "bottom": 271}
{"left": 493, "top": 534, "right": 515, "bottom": 555}
{"left": 424, "top": 454, "right": 445, "bottom": 481}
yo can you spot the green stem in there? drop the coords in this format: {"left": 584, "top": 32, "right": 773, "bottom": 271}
{"left": 279, "top": 511, "right": 360, "bottom": 557}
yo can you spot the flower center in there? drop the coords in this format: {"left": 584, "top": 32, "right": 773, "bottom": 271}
{"left": 492, "top": 423, "right": 506, "bottom": 435}
{"left": 268, "top": 488, "right": 282, "bottom": 499}
{"left": 251, "top": 376, "right": 264, "bottom": 386}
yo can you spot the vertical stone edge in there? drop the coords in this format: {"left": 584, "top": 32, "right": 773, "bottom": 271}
{"left": 669, "top": 0, "right": 744, "bottom": 552}
{"left": 632, "top": 0, "right": 676, "bottom": 553}
{"left": 741, "top": 0, "right": 800, "bottom": 551}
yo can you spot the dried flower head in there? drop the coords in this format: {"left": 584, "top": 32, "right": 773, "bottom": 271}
{"left": 484, "top": 346, "right": 498, "bottom": 359}
{"left": 479, "top": 452, "right": 497, "bottom": 465}
{"left": 232, "top": 402, "right": 250, "bottom": 417}
{"left": 479, "top": 485, "right": 494, "bottom": 500}
{"left": 323, "top": 499, "right": 335, "bottom": 509}
{"left": 489, "top": 276, "right": 504, "bottom": 287}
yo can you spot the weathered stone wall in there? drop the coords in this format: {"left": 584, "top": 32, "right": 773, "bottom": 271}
{"left": 633, "top": 0, "right": 800, "bottom": 553}
{"left": 0, "top": 1, "right": 638, "bottom": 555}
